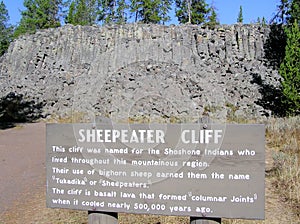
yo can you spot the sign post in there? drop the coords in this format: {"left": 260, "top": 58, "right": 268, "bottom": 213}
{"left": 46, "top": 122, "right": 265, "bottom": 221}
{"left": 190, "top": 217, "right": 221, "bottom": 224}
{"left": 88, "top": 211, "right": 118, "bottom": 224}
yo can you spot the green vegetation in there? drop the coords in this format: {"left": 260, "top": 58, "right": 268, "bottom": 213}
{"left": 0, "top": 1, "right": 13, "bottom": 56}
{"left": 206, "top": 5, "right": 219, "bottom": 28}
{"left": 270, "top": 0, "right": 300, "bottom": 115}
{"left": 65, "top": 0, "right": 99, "bottom": 25}
{"left": 12, "top": 0, "right": 221, "bottom": 27}
{"left": 279, "top": 19, "right": 300, "bottom": 115}
{"left": 175, "top": 0, "right": 209, "bottom": 24}
{"left": 237, "top": 5, "right": 243, "bottom": 23}
{"left": 131, "top": 0, "right": 161, "bottom": 23}
{"left": 275, "top": 0, "right": 300, "bottom": 24}
{"left": 289, "top": 0, "right": 300, "bottom": 24}
{"left": 14, "top": 0, "right": 66, "bottom": 38}
{"left": 262, "top": 17, "right": 267, "bottom": 26}
{"left": 256, "top": 17, "right": 267, "bottom": 26}
{"left": 99, "top": 0, "right": 128, "bottom": 24}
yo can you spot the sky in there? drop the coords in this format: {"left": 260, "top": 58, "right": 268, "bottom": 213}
{"left": 3, "top": 0, "right": 280, "bottom": 26}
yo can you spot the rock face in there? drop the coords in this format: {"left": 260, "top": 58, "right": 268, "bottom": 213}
{"left": 0, "top": 24, "right": 282, "bottom": 122}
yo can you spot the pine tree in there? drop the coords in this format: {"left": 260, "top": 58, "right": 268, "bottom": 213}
{"left": 175, "top": 0, "right": 209, "bottom": 24}
{"left": 143, "top": 0, "right": 161, "bottom": 23}
{"left": 279, "top": 0, "right": 289, "bottom": 23}
{"left": 262, "top": 17, "right": 266, "bottom": 26}
{"left": 130, "top": 0, "right": 163, "bottom": 24}
{"left": 15, "top": 0, "right": 65, "bottom": 37}
{"left": 256, "top": 17, "right": 266, "bottom": 26}
{"left": 206, "top": 5, "right": 219, "bottom": 28}
{"left": 130, "top": 0, "right": 142, "bottom": 22}
{"left": 0, "top": 1, "right": 13, "bottom": 56}
{"left": 115, "top": 0, "right": 128, "bottom": 24}
{"left": 159, "top": 0, "right": 172, "bottom": 24}
{"left": 288, "top": 0, "right": 300, "bottom": 25}
{"left": 279, "top": 19, "right": 300, "bottom": 115}
{"left": 272, "top": 0, "right": 299, "bottom": 24}
{"left": 98, "top": 0, "right": 116, "bottom": 24}
{"left": 98, "top": 0, "right": 128, "bottom": 24}
{"left": 65, "top": 1, "right": 76, "bottom": 24}
{"left": 66, "top": 0, "right": 99, "bottom": 25}
{"left": 74, "top": 0, "right": 89, "bottom": 25}
{"left": 237, "top": 5, "right": 243, "bottom": 23}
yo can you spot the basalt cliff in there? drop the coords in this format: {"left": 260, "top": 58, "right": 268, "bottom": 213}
{"left": 0, "top": 24, "right": 282, "bottom": 122}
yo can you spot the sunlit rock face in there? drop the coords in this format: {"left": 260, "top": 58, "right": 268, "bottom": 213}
{"left": 0, "top": 24, "right": 281, "bottom": 122}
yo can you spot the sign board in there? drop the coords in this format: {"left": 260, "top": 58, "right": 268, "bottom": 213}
{"left": 46, "top": 123, "right": 265, "bottom": 219}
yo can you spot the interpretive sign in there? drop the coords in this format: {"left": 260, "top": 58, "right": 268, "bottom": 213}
{"left": 46, "top": 123, "right": 265, "bottom": 219}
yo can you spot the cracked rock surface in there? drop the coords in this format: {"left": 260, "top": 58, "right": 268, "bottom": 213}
{"left": 0, "top": 24, "right": 281, "bottom": 121}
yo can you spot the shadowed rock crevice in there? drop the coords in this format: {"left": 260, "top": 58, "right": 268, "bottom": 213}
{"left": 263, "top": 24, "right": 287, "bottom": 69}
{"left": 251, "top": 73, "right": 285, "bottom": 117}
{"left": 0, "top": 92, "right": 44, "bottom": 128}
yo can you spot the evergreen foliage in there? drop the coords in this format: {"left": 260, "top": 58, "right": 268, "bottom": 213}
{"left": 14, "top": 0, "right": 65, "bottom": 37}
{"left": 114, "top": 0, "right": 128, "bottom": 24}
{"left": 131, "top": 0, "right": 166, "bottom": 24}
{"left": 274, "top": 0, "right": 300, "bottom": 24}
{"left": 206, "top": 5, "right": 219, "bottom": 28}
{"left": 262, "top": 17, "right": 267, "bottom": 26}
{"left": 272, "top": 0, "right": 300, "bottom": 115}
{"left": 278, "top": 0, "right": 289, "bottom": 23}
{"left": 0, "top": 1, "right": 13, "bottom": 56}
{"left": 158, "top": 0, "right": 172, "bottom": 24}
{"left": 279, "top": 19, "right": 300, "bottom": 115}
{"left": 66, "top": 0, "right": 99, "bottom": 25}
{"left": 257, "top": 17, "right": 267, "bottom": 26}
{"left": 65, "top": 1, "right": 76, "bottom": 24}
{"left": 98, "top": 0, "right": 128, "bottom": 24}
{"left": 237, "top": 5, "right": 243, "bottom": 23}
{"left": 289, "top": 0, "right": 300, "bottom": 24}
{"left": 175, "top": 0, "right": 209, "bottom": 24}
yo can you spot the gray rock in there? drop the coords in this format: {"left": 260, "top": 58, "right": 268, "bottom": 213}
{"left": 0, "top": 24, "right": 282, "bottom": 122}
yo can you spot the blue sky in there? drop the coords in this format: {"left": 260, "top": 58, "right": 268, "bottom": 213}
{"left": 3, "top": 0, "right": 280, "bottom": 25}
